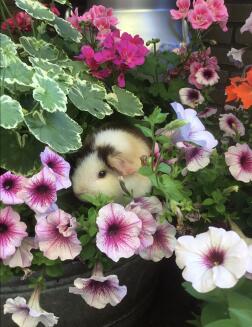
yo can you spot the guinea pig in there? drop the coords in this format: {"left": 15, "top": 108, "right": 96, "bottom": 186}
{"left": 71, "top": 125, "right": 152, "bottom": 202}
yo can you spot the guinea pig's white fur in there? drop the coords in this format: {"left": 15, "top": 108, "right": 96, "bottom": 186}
{"left": 72, "top": 127, "right": 152, "bottom": 202}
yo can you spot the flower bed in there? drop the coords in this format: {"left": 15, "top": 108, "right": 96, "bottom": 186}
{"left": 0, "top": 0, "right": 252, "bottom": 326}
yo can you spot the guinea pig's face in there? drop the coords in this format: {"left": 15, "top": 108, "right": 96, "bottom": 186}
{"left": 72, "top": 152, "right": 123, "bottom": 199}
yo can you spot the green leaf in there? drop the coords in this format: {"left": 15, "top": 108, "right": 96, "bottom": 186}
{"left": 46, "top": 263, "right": 64, "bottom": 277}
{"left": 228, "top": 292, "right": 252, "bottom": 327}
{"left": 54, "top": 0, "right": 66, "bottom": 3}
{"left": 0, "top": 33, "right": 17, "bottom": 68}
{"left": 202, "top": 198, "right": 215, "bottom": 206}
{"left": 15, "top": 0, "right": 55, "bottom": 20}
{"left": 138, "top": 166, "right": 154, "bottom": 177}
{"left": 147, "top": 107, "right": 168, "bottom": 125}
{"left": 49, "top": 16, "right": 82, "bottom": 42}
{"left": 0, "top": 128, "right": 43, "bottom": 175}
{"left": 0, "top": 95, "right": 24, "bottom": 129}
{"left": 24, "top": 111, "right": 82, "bottom": 153}
{"left": 204, "top": 319, "right": 238, "bottom": 327}
{"left": 134, "top": 124, "right": 153, "bottom": 138}
{"left": 160, "top": 175, "right": 185, "bottom": 201}
{"left": 183, "top": 282, "right": 226, "bottom": 303}
{"left": 1, "top": 58, "right": 33, "bottom": 86}
{"left": 69, "top": 79, "right": 113, "bottom": 119}
{"left": 106, "top": 86, "right": 144, "bottom": 117}
{"left": 157, "top": 163, "right": 171, "bottom": 174}
{"left": 80, "top": 235, "right": 90, "bottom": 246}
{"left": 20, "top": 36, "right": 60, "bottom": 61}
{"left": 201, "top": 303, "right": 228, "bottom": 326}
{"left": 166, "top": 78, "right": 187, "bottom": 101}
{"left": 32, "top": 72, "right": 67, "bottom": 112}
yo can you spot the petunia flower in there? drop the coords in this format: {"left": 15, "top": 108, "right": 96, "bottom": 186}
{"left": 219, "top": 113, "right": 245, "bottom": 137}
{"left": 3, "top": 237, "right": 37, "bottom": 268}
{"left": 225, "top": 143, "right": 252, "bottom": 183}
{"left": 179, "top": 88, "right": 204, "bottom": 108}
{"left": 4, "top": 287, "right": 58, "bottom": 327}
{"left": 0, "top": 207, "right": 27, "bottom": 260}
{"left": 170, "top": 0, "right": 191, "bottom": 20}
{"left": 40, "top": 147, "right": 71, "bottom": 190}
{"left": 127, "top": 196, "right": 163, "bottom": 217}
{"left": 175, "top": 227, "right": 248, "bottom": 293}
{"left": 126, "top": 205, "right": 157, "bottom": 251}
{"left": 198, "top": 107, "right": 217, "bottom": 118}
{"left": 195, "top": 67, "right": 219, "bottom": 86}
{"left": 139, "top": 221, "right": 177, "bottom": 262}
{"left": 240, "top": 11, "right": 252, "bottom": 34}
{"left": 227, "top": 48, "right": 246, "bottom": 68}
{"left": 35, "top": 209, "right": 81, "bottom": 261}
{"left": 69, "top": 264, "right": 127, "bottom": 309}
{"left": 0, "top": 171, "right": 26, "bottom": 205}
{"left": 21, "top": 168, "right": 57, "bottom": 214}
{"left": 171, "top": 102, "right": 218, "bottom": 149}
{"left": 96, "top": 203, "right": 142, "bottom": 262}
{"left": 177, "top": 142, "right": 212, "bottom": 172}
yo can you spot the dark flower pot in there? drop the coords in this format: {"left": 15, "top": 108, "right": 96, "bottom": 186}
{"left": 74, "top": 0, "right": 182, "bottom": 49}
{"left": 0, "top": 257, "right": 161, "bottom": 327}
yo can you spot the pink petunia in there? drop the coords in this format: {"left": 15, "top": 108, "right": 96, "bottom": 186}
{"left": 195, "top": 67, "right": 219, "bottom": 86}
{"left": 69, "top": 264, "right": 127, "bottom": 309}
{"left": 40, "top": 147, "right": 71, "bottom": 190}
{"left": 35, "top": 209, "right": 81, "bottom": 261}
{"left": 0, "top": 172, "right": 26, "bottom": 205}
{"left": 179, "top": 88, "right": 204, "bottom": 108}
{"left": 21, "top": 168, "right": 57, "bottom": 214}
{"left": 188, "top": 3, "right": 214, "bottom": 30}
{"left": 0, "top": 207, "right": 27, "bottom": 260}
{"left": 225, "top": 143, "right": 252, "bottom": 183}
{"left": 183, "top": 144, "right": 212, "bottom": 172}
{"left": 170, "top": 0, "right": 191, "bottom": 20}
{"left": 96, "top": 203, "right": 142, "bottom": 262}
{"left": 139, "top": 222, "right": 177, "bottom": 262}
{"left": 219, "top": 113, "right": 245, "bottom": 137}
{"left": 198, "top": 107, "right": 217, "bottom": 118}
{"left": 3, "top": 237, "right": 37, "bottom": 268}
{"left": 128, "top": 196, "right": 163, "bottom": 217}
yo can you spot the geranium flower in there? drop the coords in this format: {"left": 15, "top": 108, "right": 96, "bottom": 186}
{"left": 198, "top": 107, "right": 217, "bottom": 118}
{"left": 82, "top": 5, "right": 118, "bottom": 32}
{"left": 240, "top": 11, "right": 252, "bottom": 34}
{"left": 225, "top": 143, "right": 252, "bottom": 183}
{"left": 206, "top": 0, "right": 228, "bottom": 31}
{"left": 0, "top": 207, "right": 27, "bottom": 260}
{"left": 35, "top": 209, "right": 81, "bottom": 261}
{"left": 96, "top": 203, "right": 142, "bottom": 262}
{"left": 227, "top": 48, "right": 246, "bottom": 68}
{"left": 188, "top": 3, "right": 214, "bottom": 30}
{"left": 219, "top": 113, "right": 245, "bottom": 137}
{"left": 139, "top": 222, "right": 176, "bottom": 262}
{"left": 69, "top": 264, "right": 127, "bottom": 309}
{"left": 4, "top": 287, "right": 58, "bottom": 327}
{"left": 177, "top": 142, "right": 212, "bottom": 172}
{"left": 0, "top": 171, "right": 26, "bottom": 205}
{"left": 3, "top": 237, "right": 37, "bottom": 268}
{"left": 171, "top": 102, "right": 218, "bottom": 149}
{"left": 40, "top": 147, "right": 71, "bottom": 190}
{"left": 179, "top": 88, "right": 204, "bottom": 108}
{"left": 1, "top": 11, "right": 32, "bottom": 33}
{"left": 21, "top": 168, "right": 57, "bottom": 214}
{"left": 195, "top": 67, "right": 219, "bottom": 86}
{"left": 175, "top": 227, "right": 248, "bottom": 293}
{"left": 67, "top": 8, "right": 81, "bottom": 31}
{"left": 170, "top": 0, "right": 191, "bottom": 20}
{"left": 126, "top": 205, "right": 157, "bottom": 251}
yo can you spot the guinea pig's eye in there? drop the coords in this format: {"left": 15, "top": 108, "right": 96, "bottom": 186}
{"left": 98, "top": 170, "right": 107, "bottom": 178}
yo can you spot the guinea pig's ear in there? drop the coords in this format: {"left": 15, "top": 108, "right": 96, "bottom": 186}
{"left": 107, "top": 153, "right": 136, "bottom": 176}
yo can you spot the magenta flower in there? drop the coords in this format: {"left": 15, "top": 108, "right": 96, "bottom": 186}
{"left": 139, "top": 222, "right": 177, "bottom": 262}
{"left": 40, "top": 147, "right": 71, "bottom": 190}
{"left": 188, "top": 3, "right": 214, "bottom": 30}
{"left": 195, "top": 67, "right": 219, "bottom": 86}
{"left": 3, "top": 237, "right": 37, "bottom": 268}
{"left": 67, "top": 8, "right": 82, "bottom": 31}
{"left": 179, "top": 88, "right": 204, "bottom": 108}
{"left": 96, "top": 203, "right": 142, "bottom": 262}
{"left": 35, "top": 209, "right": 81, "bottom": 261}
{"left": 207, "top": 0, "right": 229, "bottom": 31}
{"left": 82, "top": 5, "right": 118, "bottom": 32}
{"left": 219, "top": 113, "right": 245, "bottom": 137}
{"left": 126, "top": 205, "right": 157, "bottom": 251}
{"left": 22, "top": 168, "right": 57, "bottom": 214}
{"left": 170, "top": 0, "right": 191, "bottom": 20}
{"left": 0, "top": 171, "right": 26, "bottom": 205}
{"left": 69, "top": 264, "right": 127, "bottom": 309}
{"left": 0, "top": 207, "right": 27, "bottom": 260}
{"left": 4, "top": 287, "right": 58, "bottom": 327}
{"left": 225, "top": 144, "right": 252, "bottom": 183}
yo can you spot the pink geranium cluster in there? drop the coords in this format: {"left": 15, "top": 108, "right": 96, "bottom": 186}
{"left": 0, "top": 147, "right": 81, "bottom": 265}
{"left": 184, "top": 48, "right": 220, "bottom": 89}
{"left": 171, "top": 0, "right": 228, "bottom": 31}
{"left": 68, "top": 5, "right": 118, "bottom": 39}
{"left": 76, "top": 30, "right": 149, "bottom": 87}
